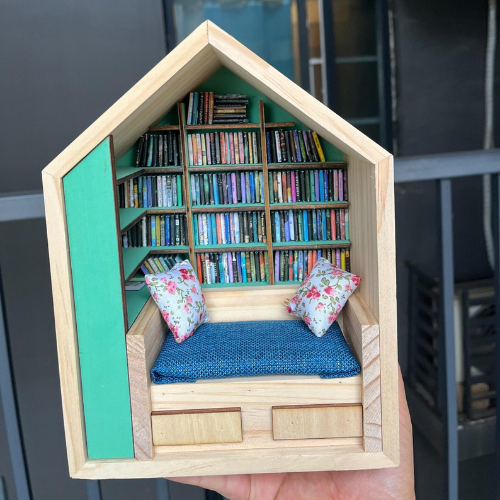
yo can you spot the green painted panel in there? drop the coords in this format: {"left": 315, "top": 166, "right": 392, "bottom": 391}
{"left": 120, "top": 208, "right": 146, "bottom": 231}
{"left": 126, "top": 287, "right": 151, "bottom": 328}
{"left": 64, "top": 138, "right": 134, "bottom": 459}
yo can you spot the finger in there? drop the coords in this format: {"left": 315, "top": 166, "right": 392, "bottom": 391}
{"left": 168, "top": 474, "right": 251, "bottom": 500}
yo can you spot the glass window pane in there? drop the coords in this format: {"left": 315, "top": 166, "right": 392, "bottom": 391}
{"left": 333, "top": 0, "right": 377, "bottom": 58}
{"left": 335, "top": 61, "right": 379, "bottom": 119}
{"left": 172, "top": 0, "right": 299, "bottom": 81}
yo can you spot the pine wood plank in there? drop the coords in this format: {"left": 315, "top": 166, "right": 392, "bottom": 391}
{"left": 126, "top": 299, "right": 168, "bottom": 460}
{"left": 63, "top": 138, "right": 134, "bottom": 459}
{"left": 42, "top": 171, "right": 87, "bottom": 476}
{"left": 343, "top": 292, "right": 382, "bottom": 452}
{"left": 272, "top": 404, "right": 363, "bottom": 440}
{"left": 152, "top": 408, "right": 242, "bottom": 446}
{"left": 259, "top": 101, "right": 275, "bottom": 284}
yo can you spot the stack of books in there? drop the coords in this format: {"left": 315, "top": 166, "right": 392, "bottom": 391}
{"left": 187, "top": 93, "right": 249, "bottom": 125}
{"left": 268, "top": 168, "right": 347, "bottom": 204}
{"left": 190, "top": 171, "right": 264, "bottom": 206}
{"left": 271, "top": 208, "right": 348, "bottom": 243}
{"left": 188, "top": 131, "right": 261, "bottom": 165}
{"left": 135, "top": 132, "right": 181, "bottom": 167}
{"left": 140, "top": 254, "right": 186, "bottom": 275}
{"left": 266, "top": 129, "right": 325, "bottom": 163}
{"left": 196, "top": 251, "right": 269, "bottom": 285}
{"left": 194, "top": 211, "right": 266, "bottom": 246}
{"left": 274, "top": 248, "right": 350, "bottom": 282}
{"left": 122, "top": 215, "right": 188, "bottom": 248}
{"left": 118, "top": 175, "right": 184, "bottom": 209}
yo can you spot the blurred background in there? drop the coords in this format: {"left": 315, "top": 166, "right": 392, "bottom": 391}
{"left": 1, "top": 0, "right": 499, "bottom": 499}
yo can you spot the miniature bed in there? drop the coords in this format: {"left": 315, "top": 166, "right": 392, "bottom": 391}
{"left": 127, "top": 286, "right": 381, "bottom": 466}
{"left": 42, "top": 21, "right": 398, "bottom": 479}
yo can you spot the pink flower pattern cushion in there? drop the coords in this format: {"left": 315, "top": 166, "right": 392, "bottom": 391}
{"left": 286, "top": 258, "right": 361, "bottom": 338}
{"left": 145, "top": 260, "right": 209, "bottom": 343}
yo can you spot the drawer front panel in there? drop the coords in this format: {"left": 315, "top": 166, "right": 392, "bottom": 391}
{"left": 152, "top": 408, "right": 242, "bottom": 446}
{"left": 272, "top": 404, "right": 363, "bottom": 440}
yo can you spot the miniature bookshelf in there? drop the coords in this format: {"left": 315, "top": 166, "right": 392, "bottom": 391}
{"left": 115, "top": 69, "right": 351, "bottom": 328}
{"left": 116, "top": 94, "right": 350, "bottom": 328}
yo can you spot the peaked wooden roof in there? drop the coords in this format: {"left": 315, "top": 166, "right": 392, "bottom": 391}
{"left": 43, "top": 21, "right": 389, "bottom": 179}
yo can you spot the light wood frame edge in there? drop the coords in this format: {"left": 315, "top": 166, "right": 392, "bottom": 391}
{"left": 42, "top": 170, "right": 88, "bottom": 475}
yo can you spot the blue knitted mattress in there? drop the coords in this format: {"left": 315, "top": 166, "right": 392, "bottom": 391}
{"left": 151, "top": 320, "right": 360, "bottom": 384}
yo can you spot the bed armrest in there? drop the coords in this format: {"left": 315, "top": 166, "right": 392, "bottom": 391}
{"left": 342, "top": 291, "right": 382, "bottom": 452}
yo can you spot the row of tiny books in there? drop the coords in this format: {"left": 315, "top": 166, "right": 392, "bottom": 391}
{"left": 122, "top": 215, "right": 187, "bottom": 248}
{"left": 196, "top": 251, "right": 269, "bottom": 285}
{"left": 271, "top": 208, "right": 349, "bottom": 243}
{"left": 118, "top": 175, "right": 184, "bottom": 209}
{"left": 187, "top": 92, "right": 249, "bottom": 125}
{"left": 190, "top": 171, "right": 264, "bottom": 206}
{"left": 275, "top": 248, "right": 350, "bottom": 283}
{"left": 266, "top": 129, "right": 325, "bottom": 163}
{"left": 135, "top": 132, "right": 181, "bottom": 167}
{"left": 269, "top": 168, "right": 347, "bottom": 204}
{"left": 188, "top": 131, "right": 262, "bottom": 166}
{"left": 139, "top": 254, "right": 187, "bottom": 276}
{"left": 194, "top": 212, "right": 266, "bottom": 247}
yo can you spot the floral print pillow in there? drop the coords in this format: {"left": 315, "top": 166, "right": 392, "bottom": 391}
{"left": 145, "top": 260, "right": 209, "bottom": 343}
{"left": 286, "top": 258, "right": 360, "bottom": 338}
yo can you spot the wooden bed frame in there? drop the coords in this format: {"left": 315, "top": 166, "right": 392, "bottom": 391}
{"left": 124, "top": 286, "right": 384, "bottom": 473}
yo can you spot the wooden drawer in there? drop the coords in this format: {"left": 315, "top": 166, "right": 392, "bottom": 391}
{"left": 151, "top": 408, "right": 242, "bottom": 446}
{"left": 272, "top": 404, "right": 363, "bottom": 440}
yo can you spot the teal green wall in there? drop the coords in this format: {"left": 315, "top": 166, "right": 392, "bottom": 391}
{"left": 64, "top": 138, "right": 134, "bottom": 459}
{"left": 117, "top": 67, "right": 343, "bottom": 166}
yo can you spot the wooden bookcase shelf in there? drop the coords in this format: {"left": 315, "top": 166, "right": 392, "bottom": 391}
{"left": 43, "top": 23, "right": 398, "bottom": 479}
{"left": 268, "top": 162, "right": 347, "bottom": 170}
{"left": 270, "top": 201, "right": 349, "bottom": 209}
{"left": 117, "top": 100, "right": 350, "bottom": 294}
{"left": 192, "top": 203, "right": 265, "bottom": 212}
{"left": 273, "top": 241, "right": 350, "bottom": 250}
{"left": 119, "top": 207, "right": 187, "bottom": 233}
{"left": 116, "top": 166, "right": 183, "bottom": 184}
{"left": 188, "top": 164, "right": 262, "bottom": 171}
{"left": 148, "top": 125, "right": 180, "bottom": 131}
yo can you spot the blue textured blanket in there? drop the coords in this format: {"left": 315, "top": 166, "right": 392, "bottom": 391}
{"left": 151, "top": 320, "right": 360, "bottom": 384}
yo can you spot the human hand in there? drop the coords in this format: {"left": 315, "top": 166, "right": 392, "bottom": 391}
{"left": 170, "top": 368, "right": 414, "bottom": 500}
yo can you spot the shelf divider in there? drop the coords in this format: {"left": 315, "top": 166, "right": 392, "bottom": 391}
{"left": 259, "top": 101, "right": 275, "bottom": 285}
{"left": 178, "top": 102, "right": 196, "bottom": 272}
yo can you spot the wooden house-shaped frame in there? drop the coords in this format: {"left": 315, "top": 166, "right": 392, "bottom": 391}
{"left": 42, "top": 21, "right": 398, "bottom": 479}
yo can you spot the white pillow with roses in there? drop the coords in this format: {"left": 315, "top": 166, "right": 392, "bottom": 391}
{"left": 286, "top": 257, "right": 360, "bottom": 338}
{"left": 145, "top": 260, "right": 209, "bottom": 343}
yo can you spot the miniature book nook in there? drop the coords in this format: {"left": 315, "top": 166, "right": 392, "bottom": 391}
{"left": 42, "top": 21, "right": 398, "bottom": 479}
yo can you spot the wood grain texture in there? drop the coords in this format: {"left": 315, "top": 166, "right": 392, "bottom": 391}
{"left": 272, "top": 404, "right": 363, "bottom": 440}
{"left": 203, "top": 285, "right": 298, "bottom": 322}
{"left": 42, "top": 171, "right": 87, "bottom": 476}
{"left": 374, "top": 155, "right": 399, "bottom": 463}
{"left": 75, "top": 447, "right": 396, "bottom": 479}
{"left": 259, "top": 101, "right": 275, "bottom": 284}
{"left": 152, "top": 408, "right": 242, "bottom": 446}
{"left": 63, "top": 138, "right": 134, "bottom": 459}
{"left": 126, "top": 299, "right": 168, "bottom": 460}
{"left": 150, "top": 372, "right": 361, "bottom": 453}
{"left": 343, "top": 293, "right": 382, "bottom": 452}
